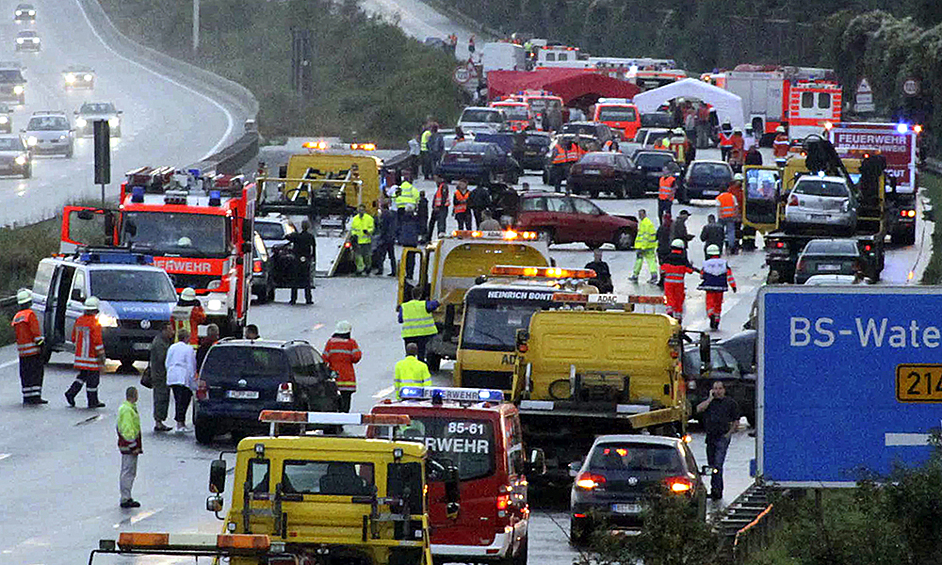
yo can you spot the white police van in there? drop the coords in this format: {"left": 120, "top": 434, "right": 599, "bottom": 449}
{"left": 31, "top": 249, "right": 178, "bottom": 367}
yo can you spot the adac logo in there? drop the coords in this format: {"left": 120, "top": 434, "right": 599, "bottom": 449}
{"left": 154, "top": 258, "right": 214, "bottom": 273}
{"left": 501, "top": 354, "right": 517, "bottom": 365}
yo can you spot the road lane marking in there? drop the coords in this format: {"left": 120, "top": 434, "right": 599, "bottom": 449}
{"left": 313, "top": 323, "right": 324, "bottom": 330}
{"left": 113, "top": 507, "right": 163, "bottom": 528}
{"left": 0, "top": 453, "right": 10, "bottom": 462}
{"left": 885, "top": 433, "right": 930, "bottom": 446}
{"left": 373, "top": 386, "right": 394, "bottom": 398}
{"left": 75, "top": 414, "right": 103, "bottom": 426}
{"left": 0, "top": 359, "right": 17, "bottom": 369}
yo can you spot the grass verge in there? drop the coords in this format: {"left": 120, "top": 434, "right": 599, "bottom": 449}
{"left": 920, "top": 171, "right": 942, "bottom": 284}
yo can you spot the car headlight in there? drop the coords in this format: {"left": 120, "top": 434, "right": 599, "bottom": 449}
{"left": 14, "top": 155, "right": 26, "bottom": 165}
{"left": 75, "top": 117, "right": 87, "bottom": 127}
{"left": 15, "top": 38, "right": 24, "bottom": 44}
{"left": 65, "top": 74, "right": 75, "bottom": 83}
{"left": 0, "top": 116, "right": 7, "bottom": 124}
{"left": 28, "top": 10, "right": 35, "bottom": 15}
{"left": 31, "top": 37, "right": 39, "bottom": 43}
{"left": 108, "top": 117, "right": 119, "bottom": 127}
{"left": 26, "top": 136, "right": 36, "bottom": 146}
{"left": 83, "top": 74, "right": 92, "bottom": 81}
{"left": 206, "top": 299, "right": 224, "bottom": 312}
{"left": 14, "top": 10, "right": 21, "bottom": 15}
{"left": 97, "top": 313, "right": 118, "bottom": 327}
{"left": 59, "top": 134, "right": 67, "bottom": 140}
{"left": 13, "top": 85, "right": 23, "bottom": 94}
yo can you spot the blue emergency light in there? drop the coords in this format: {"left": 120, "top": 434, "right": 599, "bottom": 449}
{"left": 399, "top": 387, "right": 504, "bottom": 403}
{"left": 79, "top": 250, "right": 153, "bottom": 265}
{"left": 896, "top": 123, "right": 909, "bottom": 134}
{"left": 130, "top": 186, "right": 145, "bottom": 203}
{"left": 208, "top": 190, "right": 221, "bottom": 207}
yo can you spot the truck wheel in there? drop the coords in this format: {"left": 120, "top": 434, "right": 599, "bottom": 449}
{"left": 195, "top": 418, "right": 217, "bottom": 445}
{"left": 426, "top": 353, "right": 441, "bottom": 372}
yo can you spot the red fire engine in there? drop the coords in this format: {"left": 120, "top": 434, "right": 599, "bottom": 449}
{"left": 61, "top": 166, "right": 256, "bottom": 336}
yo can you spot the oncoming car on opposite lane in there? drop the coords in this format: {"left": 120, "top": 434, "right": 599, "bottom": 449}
{"left": 63, "top": 67, "right": 95, "bottom": 90}
{"left": 0, "top": 134, "right": 31, "bottom": 177}
{"left": 13, "top": 3, "right": 35, "bottom": 21}
{"left": 15, "top": 30, "right": 40, "bottom": 51}
{"left": 24, "top": 111, "right": 74, "bottom": 157}
{"left": 74, "top": 102, "right": 122, "bottom": 137}
{"left": 0, "top": 103, "right": 12, "bottom": 133}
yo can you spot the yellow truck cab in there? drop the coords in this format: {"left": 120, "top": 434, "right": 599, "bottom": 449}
{"left": 510, "top": 292, "right": 687, "bottom": 480}
{"left": 398, "top": 231, "right": 550, "bottom": 371}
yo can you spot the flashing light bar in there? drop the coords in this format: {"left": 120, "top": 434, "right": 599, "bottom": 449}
{"left": 258, "top": 410, "right": 410, "bottom": 426}
{"left": 490, "top": 265, "right": 596, "bottom": 279}
{"left": 398, "top": 386, "right": 504, "bottom": 403}
{"left": 450, "top": 230, "right": 538, "bottom": 240}
{"left": 551, "top": 292, "right": 666, "bottom": 305}
{"left": 896, "top": 123, "right": 909, "bottom": 134}
{"left": 302, "top": 140, "right": 330, "bottom": 151}
{"left": 349, "top": 142, "right": 377, "bottom": 151}
{"left": 117, "top": 533, "right": 270, "bottom": 551}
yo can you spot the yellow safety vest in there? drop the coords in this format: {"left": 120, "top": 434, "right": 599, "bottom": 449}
{"left": 635, "top": 217, "right": 657, "bottom": 250}
{"left": 421, "top": 130, "right": 432, "bottom": 151}
{"left": 394, "top": 355, "right": 432, "bottom": 398}
{"left": 400, "top": 300, "right": 437, "bottom": 338}
{"left": 350, "top": 213, "right": 375, "bottom": 244}
{"left": 396, "top": 182, "right": 419, "bottom": 207}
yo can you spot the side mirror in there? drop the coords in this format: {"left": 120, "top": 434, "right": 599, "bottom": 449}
{"left": 568, "top": 460, "right": 583, "bottom": 477}
{"left": 515, "top": 328, "right": 530, "bottom": 353}
{"left": 527, "top": 448, "right": 546, "bottom": 476}
{"left": 209, "top": 458, "right": 227, "bottom": 494}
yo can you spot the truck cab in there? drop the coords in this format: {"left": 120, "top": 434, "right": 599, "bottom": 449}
{"left": 370, "top": 387, "right": 540, "bottom": 565}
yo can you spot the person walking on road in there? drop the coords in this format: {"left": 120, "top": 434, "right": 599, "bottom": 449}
{"left": 700, "top": 214, "right": 726, "bottom": 256}
{"left": 629, "top": 209, "right": 658, "bottom": 284}
{"left": 699, "top": 245, "right": 738, "bottom": 330}
{"left": 655, "top": 212, "right": 673, "bottom": 287}
{"left": 478, "top": 211, "right": 501, "bottom": 231}
{"left": 420, "top": 127, "right": 432, "bottom": 180}
{"left": 417, "top": 191, "right": 429, "bottom": 243}
{"left": 286, "top": 220, "right": 316, "bottom": 304}
{"left": 12, "top": 289, "right": 46, "bottom": 404}
{"left": 165, "top": 328, "right": 197, "bottom": 433}
{"left": 697, "top": 380, "right": 739, "bottom": 500}
{"left": 658, "top": 165, "right": 677, "bottom": 221}
{"left": 716, "top": 186, "right": 740, "bottom": 255}
{"left": 584, "top": 249, "right": 614, "bottom": 293}
{"left": 661, "top": 239, "right": 698, "bottom": 322}
{"left": 171, "top": 287, "right": 205, "bottom": 346}
{"left": 428, "top": 125, "right": 445, "bottom": 177}
{"left": 373, "top": 200, "right": 398, "bottom": 276}
{"left": 350, "top": 204, "right": 375, "bottom": 276}
{"left": 396, "top": 170, "right": 420, "bottom": 226}
{"left": 397, "top": 287, "right": 439, "bottom": 363}
{"left": 429, "top": 176, "right": 449, "bottom": 239}
{"left": 323, "top": 321, "right": 361, "bottom": 412}
{"left": 772, "top": 126, "right": 790, "bottom": 165}
{"left": 453, "top": 180, "right": 472, "bottom": 230}
{"left": 117, "top": 386, "right": 142, "bottom": 508}
{"left": 669, "top": 209, "right": 694, "bottom": 250}
{"left": 149, "top": 323, "right": 174, "bottom": 432}
{"left": 65, "top": 296, "right": 106, "bottom": 408}
{"left": 550, "top": 140, "right": 568, "bottom": 192}
{"left": 469, "top": 184, "right": 490, "bottom": 229}
{"left": 394, "top": 342, "right": 432, "bottom": 399}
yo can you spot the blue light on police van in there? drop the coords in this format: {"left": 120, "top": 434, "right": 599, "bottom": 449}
{"left": 897, "top": 123, "right": 909, "bottom": 134}
{"left": 208, "top": 190, "right": 221, "bottom": 207}
{"left": 131, "top": 185, "right": 145, "bottom": 203}
{"left": 399, "top": 387, "right": 423, "bottom": 399}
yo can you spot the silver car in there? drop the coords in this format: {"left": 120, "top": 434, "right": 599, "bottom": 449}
{"left": 74, "top": 101, "right": 121, "bottom": 137}
{"left": 23, "top": 112, "right": 73, "bottom": 157}
{"left": 784, "top": 175, "right": 857, "bottom": 233}
{"left": 457, "top": 106, "right": 508, "bottom": 134}
{"left": 0, "top": 134, "right": 31, "bottom": 177}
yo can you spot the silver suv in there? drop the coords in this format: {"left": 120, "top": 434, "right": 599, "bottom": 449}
{"left": 784, "top": 175, "right": 857, "bottom": 234}
{"left": 23, "top": 111, "right": 73, "bottom": 157}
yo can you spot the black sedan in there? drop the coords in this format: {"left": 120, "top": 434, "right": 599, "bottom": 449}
{"left": 514, "top": 130, "right": 551, "bottom": 170}
{"left": 794, "top": 238, "right": 861, "bottom": 284}
{"left": 567, "top": 151, "right": 640, "bottom": 199}
{"left": 631, "top": 149, "right": 679, "bottom": 194}
{"left": 569, "top": 435, "right": 707, "bottom": 544}
{"left": 683, "top": 160, "right": 732, "bottom": 201}
{"left": 438, "top": 140, "right": 521, "bottom": 185}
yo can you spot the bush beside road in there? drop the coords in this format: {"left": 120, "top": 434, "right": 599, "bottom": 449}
{"left": 920, "top": 171, "right": 942, "bottom": 284}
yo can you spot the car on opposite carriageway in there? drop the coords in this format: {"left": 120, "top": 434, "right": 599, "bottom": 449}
{"left": 0, "top": 134, "right": 31, "bottom": 178}
{"left": 63, "top": 66, "right": 96, "bottom": 90}
{"left": 74, "top": 102, "right": 122, "bottom": 137}
{"left": 23, "top": 111, "right": 74, "bottom": 157}
{"left": 15, "top": 30, "right": 40, "bottom": 51}
{"left": 0, "top": 63, "right": 27, "bottom": 105}
{"left": 13, "top": 3, "right": 35, "bottom": 21}
{"left": 0, "top": 103, "right": 14, "bottom": 133}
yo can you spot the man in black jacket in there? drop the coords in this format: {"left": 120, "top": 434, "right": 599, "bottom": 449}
{"left": 372, "top": 201, "right": 398, "bottom": 276}
{"left": 700, "top": 214, "right": 726, "bottom": 255}
{"left": 285, "top": 220, "right": 316, "bottom": 304}
{"left": 469, "top": 185, "right": 491, "bottom": 229}
{"left": 584, "top": 249, "right": 614, "bottom": 293}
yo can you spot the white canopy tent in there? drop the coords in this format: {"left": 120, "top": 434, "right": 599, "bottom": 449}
{"left": 633, "top": 78, "right": 745, "bottom": 132}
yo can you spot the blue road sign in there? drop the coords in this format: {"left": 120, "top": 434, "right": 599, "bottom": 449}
{"left": 758, "top": 286, "right": 942, "bottom": 487}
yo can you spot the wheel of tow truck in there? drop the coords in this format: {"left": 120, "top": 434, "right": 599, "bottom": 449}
{"left": 426, "top": 352, "right": 442, "bottom": 372}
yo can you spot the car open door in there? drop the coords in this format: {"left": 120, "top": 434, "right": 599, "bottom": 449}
{"left": 60, "top": 206, "right": 116, "bottom": 253}
{"left": 742, "top": 166, "right": 781, "bottom": 233}
{"left": 397, "top": 247, "right": 428, "bottom": 305}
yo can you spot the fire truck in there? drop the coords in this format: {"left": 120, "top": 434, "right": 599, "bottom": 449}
{"left": 61, "top": 167, "right": 256, "bottom": 336}
{"left": 703, "top": 65, "right": 842, "bottom": 145}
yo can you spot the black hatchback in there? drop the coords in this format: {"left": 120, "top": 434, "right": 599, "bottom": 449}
{"left": 194, "top": 339, "right": 341, "bottom": 444}
{"left": 569, "top": 435, "right": 707, "bottom": 544}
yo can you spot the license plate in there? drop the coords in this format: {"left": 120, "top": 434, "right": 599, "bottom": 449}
{"left": 457, "top": 158, "right": 470, "bottom": 162}
{"left": 811, "top": 214, "right": 829, "bottom": 220}
{"left": 132, "top": 342, "right": 150, "bottom": 351}
{"left": 585, "top": 170, "right": 600, "bottom": 175}
{"left": 611, "top": 503, "right": 642, "bottom": 514}
{"left": 818, "top": 264, "right": 841, "bottom": 272}
{"left": 226, "top": 390, "right": 259, "bottom": 399}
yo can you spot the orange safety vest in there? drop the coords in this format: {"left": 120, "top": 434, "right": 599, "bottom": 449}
{"left": 567, "top": 145, "right": 584, "bottom": 163}
{"left": 717, "top": 192, "right": 739, "bottom": 219}
{"left": 773, "top": 134, "right": 790, "bottom": 157}
{"left": 658, "top": 175, "right": 676, "bottom": 201}
{"left": 731, "top": 135, "right": 745, "bottom": 153}
{"left": 551, "top": 144, "right": 567, "bottom": 165}
{"left": 172, "top": 303, "right": 206, "bottom": 347}
{"left": 323, "top": 336, "right": 362, "bottom": 391}
{"left": 453, "top": 189, "right": 470, "bottom": 214}
{"left": 72, "top": 313, "right": 104, "bottom": 370}
{"left": 12, "top": 308, "right": 42, "bottom": 357}
{"left": 433, "top": 183, "right": 449, "bottom": 208}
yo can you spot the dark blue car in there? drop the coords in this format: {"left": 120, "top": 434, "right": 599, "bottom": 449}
{"left": 194, "top": 339, "right": 341, "bottom": 444}
{"left": 438, "top": 140, "right": 521, "bottom": 185}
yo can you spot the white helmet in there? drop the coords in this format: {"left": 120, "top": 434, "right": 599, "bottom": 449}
{"left": 706, "top": 244, "right": 721, "bottom": 256}
{"left": 335, "top": 320, "right": 352, "bottom": 334}
{"left": 671, "top": 238, "right": 685, "bottom": 249}
{"left": 177, "top": 236, "right": 193, "bottom": 247}
{"left": 776, "top": 126, "right": 785, "bottom": 133}
{"left": 734, "top": 173, "right": 744, "bottom": 181}
{"left": 17, "top": 288, "right": 31, "bottom": 305}
{"left": 181, "top": 287, "right": 197, "bottom": 301}
{"left": 83, "top": 296, "right": 100, "bottom": 311}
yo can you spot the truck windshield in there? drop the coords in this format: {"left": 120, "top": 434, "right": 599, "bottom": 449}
{"left": 400, "top": 418, "right": 494, "bottom": 481}
{"left": 281, "top": 461, "right": 374, "bottom": 496}
{"left": 89, "top": 270, "right": 177, "bottom": 302}
{"left": 497, "top": 106, "right": 529, "bottom": 121}
{"left": 121, "top": 212, "right": 228, "bottom": 257}
{"left": 598, "top": 107, "right": 637, "bottom": 122}
{"left": 461, "top": 303, "right": 541, "bottom": 351}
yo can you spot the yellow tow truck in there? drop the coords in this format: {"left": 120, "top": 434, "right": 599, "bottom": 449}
{"left": 90, "top": 411, "right": 459, "bottom": 565}
{"left": 398, "top": 230, "right": 550, "bottom": 371}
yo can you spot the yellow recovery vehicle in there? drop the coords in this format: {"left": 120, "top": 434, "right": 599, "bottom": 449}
{"left": 398, "top": 230, "right": 550, "bottom": 371}
{"left": 90, "top": 411, "right": 459, "bottom": 565}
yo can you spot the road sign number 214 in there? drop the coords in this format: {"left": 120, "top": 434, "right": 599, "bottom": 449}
{"left": 896, "top": 364, "right": 942, "bottom": 403}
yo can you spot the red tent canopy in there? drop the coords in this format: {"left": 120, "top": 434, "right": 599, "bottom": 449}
{"left": 487, "top": 69, "right": 641, "bottom": 107}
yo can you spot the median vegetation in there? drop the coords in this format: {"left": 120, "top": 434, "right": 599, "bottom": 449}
{"left": 920, "top": 171, "right": 942, "bottom": 284}
{"left": 98, "top": 0, "right": 465, "bottom": 146}
{"left": 0, "top": 218, "right": 61, "bottom": 344}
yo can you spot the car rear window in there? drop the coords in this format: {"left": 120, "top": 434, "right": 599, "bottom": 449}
{"left": 201, "top": 347, "right": 289, "bottom": 380}
{"left": 690, "top": 163, "right": 732, "bottom": 180}
{"left": 803, "top": 240, "right": 859, "bottom": 255}
{"left": 282, "top": 460, "right": 374, "bottom": 496}
{"left": 635, "top": 153, "right": 673, "bottom": 168}
{"left": 794, "top": 180, "right": 849, "bottom": 197}
{"left": 641, "top": 113, "right": 673, "bottom": 127}
{"left": 451, "top": 141, "right": 488, "bottom": 154}
{"left": 589, "top": 443, "right": 684, "bottom": 473}
{"left": 398, "top": 417, "right": 495, "bottom": 481}
{"left": 562, "top": 124, "right": 598, "bottom": 136}
{"left": 580, "top": 153, "right": 614, "bottom": 165}
{"left": 256, "top": 221, "right": 286, "bottom": 240}
{"left": 461, "top": 109, "right": 503, "bottom": 123}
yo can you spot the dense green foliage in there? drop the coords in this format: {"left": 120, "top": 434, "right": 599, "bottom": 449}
{"left": 0, "top": 218, "right": 61, "bottom": 344}
{"left": 919, "top": 172, "right": 942, "bottom": 284}
{"left": 99, "top": 0, "right": 464, "bottom": 145}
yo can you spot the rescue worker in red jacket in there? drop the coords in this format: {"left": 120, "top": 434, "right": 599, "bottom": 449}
{"left": 65, "top": 296, "right": 106, "bottom": 408}
{"left": 429, "top": 175, "right": 449, "bottom": 239}
{"left": 323, "top": 320, "right": 362, "bottom": 413}
{"left": 772, "top": 125, "right": 790, "bottom": 165}
{"left": 171, "top": 287, "right": 205, "bottom": 348}
{"left": 550, "top": 141, "right": 568, "bottom": 193}
{"left": 699, "top": 244, "right": 738, "bottom": 330}
{"left": 12, "top": 289, "right": 46, "bottom": 404}
{"left": 661, "top": 239, "right": 699, "bottom": 322}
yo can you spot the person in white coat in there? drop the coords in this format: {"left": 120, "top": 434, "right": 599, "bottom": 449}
{"left": 165, "top": 328, "right": 197, "bottom": 433}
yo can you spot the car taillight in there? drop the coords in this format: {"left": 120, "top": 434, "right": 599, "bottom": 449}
{"left": 796, "top": 259, "right": 805, "bottom": 271}
{"left": 497, "top": 494, "right": 510, "bottom": 510}
{"left": 863, "top": 244, "right": 872, "bottom": 252}
{"left": 575, "top": 472, "right": 606, "bottom": 490}
{"left": 774, "top": 241, "right": 786, "bottom": 250}
{"left": 901, "top": 209, "right": 916, "bottom": 218}
{"left": 276, "top": 382, "right": 294, "bottom": 403}
{"left": 196, "top": 379, "right": 208, "bottom": 400}
{"left": 601, "top": 166, "right": 614, "bottom": 176}
{"left": 253, "top": 259, "right": 263, "bottom": 273}
{"left": 666, "top": 476, "right": 693, "bottom": 494}
{"left": 787, "top": 195, "right": 799, "bottom": 206}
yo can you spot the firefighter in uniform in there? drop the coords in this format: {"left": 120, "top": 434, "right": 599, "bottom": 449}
{"left": 772, "top": 125, "right": 790, "bottom": 166}
{"left": 661, "top": 239, "right": 699, "bottom": 322}
{"left": 699, "top": 244, "right": 738, "bottom": 330}
{"left": 12, "top": 289, "right": 46, "bottom": 404}
{"left": 171, "top": 287, "right": 205, "bottom": 347}
{"left": 65, "top": 296, "right": 106, "bottom": 408}
{"left": 658, "top": 165, "right": 677, "bottom": 222}
{"left": 453, "top": 180, "right": 472, "bottom": 230}
{"left": 394, "top": 342, "right": 432, "bottom": 399}
{"left": 323, "top": 320, "right": 361, "bottom": 412}
{"left": 397, "top": 286, "right": 439, "bottom": 363}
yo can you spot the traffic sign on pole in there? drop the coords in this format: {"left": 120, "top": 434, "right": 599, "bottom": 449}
{"left": 854, "top": 78, "right": 874, "bottom": 113}
{"left": 758, "top": 286, "right": 942, "bottom": 487}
